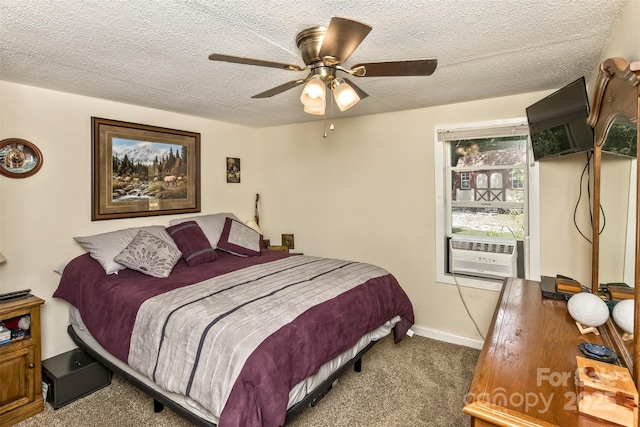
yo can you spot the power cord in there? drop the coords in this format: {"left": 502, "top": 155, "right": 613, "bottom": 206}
{"left": 573, "top": 150, "right": 605, "bottom": 244}
{"left": 450, "top": 270, "right": 486, "bottom": 341}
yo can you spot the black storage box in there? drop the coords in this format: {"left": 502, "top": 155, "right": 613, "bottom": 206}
{"left": 42, "top": 348, "right": 112, "bottom": 409}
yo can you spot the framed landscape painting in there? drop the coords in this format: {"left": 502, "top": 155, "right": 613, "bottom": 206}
{"left": 91, "top": 117, "right": 201, "bottom": 220}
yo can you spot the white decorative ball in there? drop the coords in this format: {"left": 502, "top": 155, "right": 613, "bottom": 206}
{"left": 612, "top": 299, "right": 634, "bottom": 334}
{"left": 567, "top": 293, "right": 610, "bottom": 327}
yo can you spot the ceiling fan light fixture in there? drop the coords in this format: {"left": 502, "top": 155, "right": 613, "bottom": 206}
{"left": 332, "top": 78, "right": 360, "bottom": 111}
{"left": 209, "top": 17, "right": 437, "bottom": 117}
{"left": 303, "top": 104, "right": 326, "bottom": 115}
{"left": 300, "top": 75, "right": 326, "bottom": 109}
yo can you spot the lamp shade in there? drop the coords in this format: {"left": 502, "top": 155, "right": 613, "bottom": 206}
{"left": 300, "top": 75, "right": 326, "bottom": 109}
{"left": 0, "top": 252, "right": 6, "bottom": 264}
{"left": 332, "top": 78, "right": 360, "bottom": 111}
{"left": 303, "top": 104, "right": 325, "bottom": 115}
{"left": 245, "top": 219, "right": 263, "bottom": 235}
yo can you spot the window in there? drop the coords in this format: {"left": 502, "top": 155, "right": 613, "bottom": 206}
{"left": 434, "top": 119, "right": 540, "bottom": 291}
{"left": 511, "top": 169, "right": 524, "bottom": 190}
{"left": 449, "top": 135, "right": 527, "bottom": 238}
{"left": 460, "top": 172, "right": 471, "bottom": 190}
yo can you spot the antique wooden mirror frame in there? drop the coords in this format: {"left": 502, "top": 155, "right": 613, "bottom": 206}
{"left": 589, "top": 57, "right": 640, "bottom": 385}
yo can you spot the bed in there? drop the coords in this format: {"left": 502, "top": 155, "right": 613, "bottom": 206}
{"left": 53, "top": 213, "right": 414, "bottom": 427}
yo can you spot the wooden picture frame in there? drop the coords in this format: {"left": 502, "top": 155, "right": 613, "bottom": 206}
{"left": 226, "top": 157, "right": 240, "bottom": 183}
{"left": 282, "top": 234, "right": 295, "bottom": 249}
{"left": 0, "top": 138, "right": 43, "bottom": 178}
{"left": 91, "top": 117, "right": 201, "bottom": 221}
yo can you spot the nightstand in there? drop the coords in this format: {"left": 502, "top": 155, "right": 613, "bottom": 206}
{"left": 0, "top": 295, "right": 45, "bottom": 426}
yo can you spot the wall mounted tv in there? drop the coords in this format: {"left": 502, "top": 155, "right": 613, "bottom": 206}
{"left": 526, "top": 77, "right": 594, "bottom": 161}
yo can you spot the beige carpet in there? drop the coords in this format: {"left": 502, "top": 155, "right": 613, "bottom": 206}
{"left": 16, "top": 334, "right": 479, "bottom": 427}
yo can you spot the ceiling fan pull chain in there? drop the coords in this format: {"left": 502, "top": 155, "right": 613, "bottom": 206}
{"left": 330, "top": 95, "right": 335, "bottom": 131}
{"left": 322, "top": 110, "right": 328, "bottom": 138}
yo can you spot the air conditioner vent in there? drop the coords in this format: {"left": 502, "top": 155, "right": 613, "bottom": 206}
{"left": 450, "top": 240, "right": 515, "bottom": 254}
{"left": 449, "top": 236, "right": 518, "bottom": 280}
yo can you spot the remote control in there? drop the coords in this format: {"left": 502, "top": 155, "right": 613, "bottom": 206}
{"left": 0, "top": 289, "right": 31, "bottom": 303}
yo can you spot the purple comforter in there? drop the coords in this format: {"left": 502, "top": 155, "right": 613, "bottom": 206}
{"left": 55, "top": 250, "right": 290, "bottom": 361}
{"left": 54, "top": 250, "right": 414, "bottom": 427}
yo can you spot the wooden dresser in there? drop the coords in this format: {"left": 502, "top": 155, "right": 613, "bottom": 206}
{"left": 464, "top": 278, "right": 623, "bottom": 426}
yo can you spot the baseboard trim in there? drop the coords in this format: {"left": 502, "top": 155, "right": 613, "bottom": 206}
{"left": 411, "top": 325, "right": 484, "bottom": 350}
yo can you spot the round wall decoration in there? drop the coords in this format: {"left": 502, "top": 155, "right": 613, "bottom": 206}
{"left": 0, "top": 138, "right": 43, "bottom": 178}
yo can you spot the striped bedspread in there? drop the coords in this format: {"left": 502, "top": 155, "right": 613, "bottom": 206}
{"left": 54, "top": 251, "right": 414, "bottom": 427}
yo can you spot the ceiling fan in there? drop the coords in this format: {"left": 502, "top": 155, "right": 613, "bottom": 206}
{"left": 209, "top": 17, "right": 437, "bottom": 115}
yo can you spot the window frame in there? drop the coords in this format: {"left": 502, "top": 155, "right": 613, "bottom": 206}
{"left": 434, "top": 118, "right": 541, "bottom": 291}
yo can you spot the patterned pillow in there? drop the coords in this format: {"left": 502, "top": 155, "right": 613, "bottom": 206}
{"left": 217, "top": 217, "right": 262, "bottom": 257}
{"left": 114, "top": 229, "right": 182, "bottom": 278}
{"left": 166, "top": 221, "right": 218, "bottom": 266}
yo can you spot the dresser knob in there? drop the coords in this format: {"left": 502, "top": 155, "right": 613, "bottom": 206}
{"left": 28, "top": 363, "right": 35, "bottom": 369}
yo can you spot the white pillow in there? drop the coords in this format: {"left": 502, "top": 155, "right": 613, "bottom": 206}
{"left": 169, "top": 213, "right": 240, "bottom": 249}
{"left": 74, "top": 225, "right": 176, "bottom": 274}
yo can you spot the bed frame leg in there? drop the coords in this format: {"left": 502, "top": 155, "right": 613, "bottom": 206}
{"left": 154, "top": 399, "right": 164, "bottom": 413}
{"left": 354, "top": 358, "right": 362, "bottom": 372}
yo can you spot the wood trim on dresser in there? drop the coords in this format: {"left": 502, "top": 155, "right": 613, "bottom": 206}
{"left": 464, "top": 401, "right": 558, "bottom": 427}
{"left": 588, "top": 57, "right": 640, "bottom": 295}
{"left": 464, "top": 278, "right": 620, "bottom": 426}
{"left": 587, "top": 57, "right": 640, "bottom": 388}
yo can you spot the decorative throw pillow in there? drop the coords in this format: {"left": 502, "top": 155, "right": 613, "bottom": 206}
{"left": 217, "top": 217, "right": 262, "bottom": 257}
{"left": 114, "top": 229, "right": 182, "bottom": 278}
{"left": 166, "top": 221, "right": 218, "bottom": 266}
{"left": 168, "top": 212, "right": 241, "bottom": 249}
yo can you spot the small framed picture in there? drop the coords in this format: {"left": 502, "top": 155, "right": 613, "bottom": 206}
{"left": 282, "top": 234, "right": 295, "bottom": 250}
{"left": 0, "top": 138, "right": 43, "bottom": 178}
{"left": 227, "top": 157, "right": 240, "bottom": 183}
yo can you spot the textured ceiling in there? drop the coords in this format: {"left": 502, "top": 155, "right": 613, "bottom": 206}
{"left": 0, "top": 0, "right": 626, "bottom": 128}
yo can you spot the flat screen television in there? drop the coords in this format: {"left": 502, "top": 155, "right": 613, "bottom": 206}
{"left": 526, "top": 77, "right": 594, "bottom": 161}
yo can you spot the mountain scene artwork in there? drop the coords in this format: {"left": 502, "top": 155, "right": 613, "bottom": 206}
{"left": 111, "top": 138, "right": 189, "bottom": 202}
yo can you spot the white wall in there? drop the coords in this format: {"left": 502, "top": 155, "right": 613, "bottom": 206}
{"left": 0, "top": 82, "right": 259, "bottom": 358}
{"left": 599, "top": 0, "right": 639, "bottom": 61}
{"left": 257, "top": 93, "right": 565, "bottom": 344}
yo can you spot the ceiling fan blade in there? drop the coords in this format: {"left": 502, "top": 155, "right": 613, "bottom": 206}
{"left": 251, "top": 78, "right": 308, "bottom": 98}
{"left": 353, "top": 59, "right": 438, "bottom": 77}
{"left": 209, "top": 53, "right": 304, "bottom": 72}
{"left": 342, "top": 78, "right": 369, "bottom": 100}
{"left": 318, "top": 17, "right": 372, "bottom": 64}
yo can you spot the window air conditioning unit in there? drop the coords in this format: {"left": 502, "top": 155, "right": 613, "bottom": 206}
{"left": 449, "top": 236, "right": 517, "bottom": 280}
